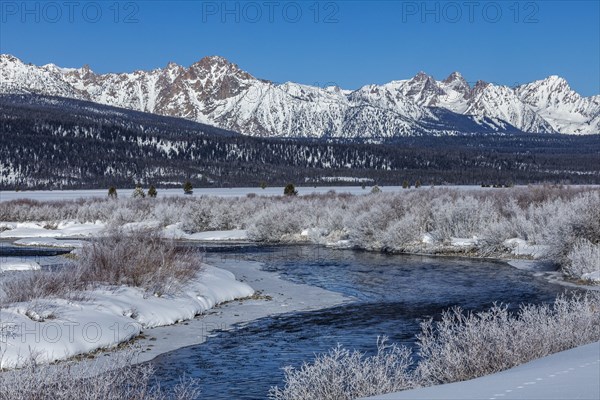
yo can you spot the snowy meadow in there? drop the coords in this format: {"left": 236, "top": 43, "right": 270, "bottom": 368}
{"left": 0, "top": 185, "right": 599, "bottom": 399}
{"left": 2, "top": 185, "right": 598, "bottom": 281}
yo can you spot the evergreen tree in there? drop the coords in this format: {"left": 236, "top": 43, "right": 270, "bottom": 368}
{"left": 402, "top": 180, "right": 410, "bottom": 189}
{"left": 183, "top": 181, "right": 193, "bottom": 195}
{"left": 260, "top": 181, "right": 267, "bottom": 190}
{"left": 148, "top": 185, "right": 157, "bottom": 198}
{"left": 415, "top": 180, "right": 422, "bottom": 188}
{"left": 284, "top": 183, "right": 298, "bottom": 196}
{"left": 132, "top": 186, "right": 146, "bottom": 198}
{"left": 108, "top": 187, "right": 118, "bottom": 198}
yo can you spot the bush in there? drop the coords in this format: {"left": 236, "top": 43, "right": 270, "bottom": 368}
{"left": 417, "top": 293, "right": 600, "bottom": 385}
{"left": 77, "top": 229, "right": 202, "bottom": 295}
{"left": 0, "top": 352, "right": 200, "bottom": 400}
{"left": 564, "top": 239, "right": 600, "bottom": 281}
{"left": 0, "top": 230, "right": 203, "bottom": 305}
{"left": 271, "top": 293, "right": 600, "bottom": 399}
{"left": 269, "top": 337, "right": 414, "bottom": 400}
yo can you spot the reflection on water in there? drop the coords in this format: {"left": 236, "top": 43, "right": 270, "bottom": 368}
{"left": 151, "top": 245, "right": 568, "bottom": 400}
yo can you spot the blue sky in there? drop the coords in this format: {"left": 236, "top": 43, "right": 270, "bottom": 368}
{"left": 1, "top": 1, "right": 598, "bottom": 95}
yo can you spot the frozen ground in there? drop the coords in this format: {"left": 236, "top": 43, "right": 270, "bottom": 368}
{"left": 4, "top": 185, "right": 593, "bottom": 202}
{"left": 363, "top": 341, "right": 600, "bottom": 400}
{"left": 0, "top": 265, "right": 254, "bottom": 369}
{"left": 0, "top": 257, "right": 41, "bottom": 272}
{"left": 0, "top": 252, "right": 349, "bottom": 369}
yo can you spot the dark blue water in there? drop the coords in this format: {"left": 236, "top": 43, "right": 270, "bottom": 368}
{"left": 150, "top": 245, "right": 568, "bottom": 400}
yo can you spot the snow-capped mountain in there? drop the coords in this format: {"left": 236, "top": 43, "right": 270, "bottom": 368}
{"left": 1, "top": 54, "right": 597, "bottom": 137}
{"left": 516, "top": 76, "right": 600, "bottom": 134}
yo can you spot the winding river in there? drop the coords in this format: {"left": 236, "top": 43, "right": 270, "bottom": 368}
{"left": 149, "top": 244, "right": 568, "bottom": 399}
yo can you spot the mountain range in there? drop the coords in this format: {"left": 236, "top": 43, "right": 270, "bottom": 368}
{"left": 1, "top": 54, "right": 598, "bottom": 137}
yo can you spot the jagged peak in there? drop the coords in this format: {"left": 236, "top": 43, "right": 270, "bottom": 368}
{"left": 474, "top": 80, "right": 490, "bottom": 90}
{"left": 443, "top": 71, "right": 466, "bottom": 84}
{"left": 192, "top": 55, "right": 236, "bottom": 69}
{"left": 0, "top": 54, "right": 24, "bottom": 64}
{"left": 165, "top": 61, "right": 181, "bottom": 69}
{"left": 412, "top": 71, "right": 433, "bottom": 82}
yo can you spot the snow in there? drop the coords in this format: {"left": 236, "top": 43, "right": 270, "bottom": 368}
{"left": 2, "top": 54, "right": 598, "bottom": 136}
{"left": 34, "top": 257, "right": 350, "bottom": 371}
{"left": 450, "top": 237, "right": 478, "bottom": 247}
{"left": 581, "top": 270, "right": 600, "bottom": 283}
{"left": 0, "top": 258, "right": 41, "bottom": 272}
{"left": 2, "top": 185, "right": 578, "bottom": 203}
{"left": 0, "top": 221, "right": 105, "bottom": 238}
{"left": 13, "top": 238, "right": 85, "bottom": 248}
{"left": 504, "top": 238, "right": 549, "bottom": 259}
{"left": 0, "top": 265, "right": 254, "bottom": 369}
{"left": 163, "top": 227, "right": 248, "bottom": 241}
{"left": 362, "top": 341, "right": 600, "bottom": 400}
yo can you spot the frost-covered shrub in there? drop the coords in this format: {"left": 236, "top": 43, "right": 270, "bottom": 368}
{"left": 272, "top": 293, "right": 600, "bottom": 399}
{"left": 383, "top": 213, "right": 424, "bottom": 252}
{"left": 269, "top": 337, "right": 414, "bottom": 400}
{"left": 416, "top": 293, "right": 600, "bottom": 385}
{"left": 248, "top": 202, "right": 307, "bottom": 242}
{"left": 564, "top": 239, "right": 600, "bottom": 281}
{"left": 0, "top": 269, "right": 83, "bottom": 306}
{"left": 0, "top": 352, "right": 200, "bottom": 400}
{"left": 347, "top": 202, "right": 395, "bottom": 251}
{"left": 430, "top": 196, "right": 498, "bottom": 241}
{"left": 77, "top": 229, "right": 202, "bottom": 295}
{"left": 0, "top": 230, "right": 202, "bottom": 305}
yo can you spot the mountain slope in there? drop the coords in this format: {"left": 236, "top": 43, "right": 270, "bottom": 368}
{"left": 2, "top": 94, "right": 598, "bottom": 189}
{"left": 1, "top": 54, "right": 597, "bottom": 136}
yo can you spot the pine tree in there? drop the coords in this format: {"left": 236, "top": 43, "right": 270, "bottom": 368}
{"left": 260, "top": 181, "right": 267, "bottom": 190}
{"left": 148, "top": 185, "right": 157, "bottom": 198}
{"left": 183, "top": 181, "right": 193, "bottom": 195}
{"left": 108, "top": 187, "right": 118, "bottom": 198}
{"left": 284, "top": 183, "right": 298, "bottom": 196}
{"left": 132, "top": 186, "right": 146, "bottom": 198}
{"left": 402, "top": 180, "right": 410, "bottom": 189}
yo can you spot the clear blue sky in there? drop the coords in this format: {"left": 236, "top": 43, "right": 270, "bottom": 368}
{"left": 1, "top": 1, "right": 598, "bottom": 95}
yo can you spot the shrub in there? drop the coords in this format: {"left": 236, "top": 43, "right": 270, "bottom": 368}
{"left": 269, "top": 337, "right": 414, "bottom": 400}
{"left": 77, "top": 229, "right": 202, "bottom": 295}
{"left": 564, "top": 239, "right": 600, "bottom": 281}
{"left": 0, "top": 352, "right": 200, "bottom": 400}
{"left": 271, "top": 293, "right": 600, "bottom": 399}
{"left": 0, "top": 230, "right": 203, "bottom": 305}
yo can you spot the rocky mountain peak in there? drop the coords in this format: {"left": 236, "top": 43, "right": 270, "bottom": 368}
{"left": 0, "top": 54, "right": 597, "bottom": 135}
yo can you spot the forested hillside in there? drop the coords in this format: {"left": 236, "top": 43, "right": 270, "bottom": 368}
{"left": 1, "top": 95, "right": 598, "bottom": 189}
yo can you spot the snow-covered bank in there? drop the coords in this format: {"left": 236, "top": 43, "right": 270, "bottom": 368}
{"left": 86, "top": 257, "right": 350, "bottom": 368}
{"left": 363, "top": 341, "right": 600, "bottom": 400}
{"left": 13, "top": 238, "right": 85, "bottom": 248}
{"left": 0, "top": 221, "right": 105, "bottom": 239}
{"left": 0, "top": 258, "right": 41, "bottom": 272}
{"left": 0, "top": 265, "right": 254, "bottom": 369}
